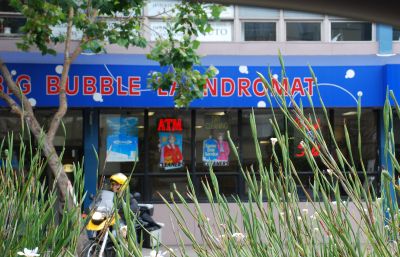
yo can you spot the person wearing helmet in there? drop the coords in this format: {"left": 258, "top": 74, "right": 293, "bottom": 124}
{"left": 109, "top": 173, "right": 139, "bottom": 221}
{"left": 110, "top": 172, "right": 128, "bottom": 194}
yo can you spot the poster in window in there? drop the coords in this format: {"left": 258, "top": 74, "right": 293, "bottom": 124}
{"left": 159, "top": 132, "right": 183, "bottom": 170}
{"left": 294, "top": 117, "right": 320, "bottom": 157}
{"left": 106, "top": 116, "right": 138, "bottom": 162}
{"left": 203, "top": 132, "right": 230, "bottom": 166}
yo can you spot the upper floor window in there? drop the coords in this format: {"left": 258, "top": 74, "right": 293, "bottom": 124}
{"left": 0, "top": 0, "right": 15, "bottom": 12}
{"left": 286, "top": 22, "right": 321, "bottom": 41}
{"left": 243, "top": 22, "right": 276, "bottom": 41}
{"left": 331, "top": 22, "right": 372, "bottom": 41}
{"left": 393, "top": 27, "right": 400, "bottom": 41}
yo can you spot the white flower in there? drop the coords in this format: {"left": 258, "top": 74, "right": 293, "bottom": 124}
{"left": 120, "top": 225, "right": 128, "bottom": 238}
{"left": 297, "top": 216, "right": 302, "bottom": 222}
{"left": 313, "top": 227, "right": 319, "bottom": 233}
{"left": 232, "top": 232, "right": 246, "bottom": 244}
{"left": 270, "top": 137, "right": 278, "bottom": 146}
{"left": 17, "top": 248, "right": 40, "bottom": 257}
{"left": 148, "top": 250, "right": 168, "bottom": 257}
{"left": 300, "top": 140, "right": 305, "bottom": 147}
{"left": 331, "top": 201, "right": 337, "bottom": 206}
{"left": 311, "top": 212, "right": 319, "bottom": 220}
{"left": 326, "top": 169, "right": 333, "bottom": 175}
{"left": 302, "top": 209, "right": 309, "bottom": 215}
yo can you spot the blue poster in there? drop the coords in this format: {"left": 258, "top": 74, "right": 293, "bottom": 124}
{"left": 203, "top": 137, "right": 218, "bottom": 162}
{"left": 159, "top": 132, "right": 183, "bottom": 170}
{"left": 106, "top": 116, "right": 138, "bottom": 162}
{"left": 202, "top": 132, "right": 230, "bottom": 166}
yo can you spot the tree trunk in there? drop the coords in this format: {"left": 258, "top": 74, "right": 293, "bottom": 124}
{"left": 22, "top": 111, "right": 90, "bottom": 256}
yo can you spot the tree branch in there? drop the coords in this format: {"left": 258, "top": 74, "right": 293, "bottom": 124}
{"left": 0, "top": 58, "right": 34, "bottom": 115}
{"left": 0, "top": 90, "right": 22, "bottom": 116}
{"left": 47, "top": 7, "right": 75, "bottom": 143}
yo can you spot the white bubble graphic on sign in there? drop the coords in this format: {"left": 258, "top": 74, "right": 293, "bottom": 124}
{"left": 55, "top": 65, "right": 63, "bottom": 74}
{"left": 345, "top": 69, "right": 355, "bottom": 79}
{"left": 239, "top": 65, "right": 249, "bottom": 74}
{"left": 93, "top": 93, "right": 103, "bottom": 102}
{"left": 257, "top": 101, "right": 266, "bottom": 108}
{"left": 272, "top": 74, "right": 278, "bottom": 79}
{"left": 357, "top": 91, "right": 363, "bottom": 97}
{"left": 11, "top": 70, "right": 17, "bottom": 76}
{"left": 28, "top": 98, "right": 37, "bottom": 107}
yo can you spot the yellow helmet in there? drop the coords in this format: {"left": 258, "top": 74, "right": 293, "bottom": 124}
{"left": 63, "top": 164, "right": 74, "bottom": 173}
{"left": 110, "top": 173, "right": 128, "bottom": 189}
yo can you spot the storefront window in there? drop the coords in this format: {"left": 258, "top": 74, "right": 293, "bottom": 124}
{"left": 0, "top": 110, "right": 28, "bottom": 143}
{"left": 286, "top": 22, "right": 321, "bottom": 41}
{"left": 198, "top": 175, "right": 237, "bottom": 199}
{"left": 150, "top": 175, "right": 189, "bottom": 201}
{"left": 194, "top": 110, "right": 239, "bottom": 199}
{"left": 289, "top": 109, "right": 330, "bottom": 171}
{"left": 331, "top": 22, "right": 372, "bottom": 41}
{"left": 392, "top": 114, "right": 400, "bottom": 185}
{"left": 0, "top": 110, "right": 30, "bottom": 170}
{"left": 241, "top": 110, "right": 284, "bottom": 171}
{"left": 334, "top": 109, "right": 378, "bottom": 172}
{"left": 195, "top": 109, "right": 238, "bottom": 173}
{"left": 148, "top": 109, "right": 191, "bottom": 173}
{"left": 99, "top": 110, "right": 144, "bottom": 176}
{"left": 36, "top": 110, "right": 83, "bottom": 164}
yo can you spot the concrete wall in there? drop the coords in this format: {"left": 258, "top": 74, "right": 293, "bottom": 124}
{"left": 0, "top": 38, "right": 379, "bottom": 56}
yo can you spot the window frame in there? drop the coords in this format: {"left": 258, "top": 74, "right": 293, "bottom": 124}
{"left": 241, "top": 20, "right": 278, "bottom": 42}
{"left": 284, "top": 20, "right": 323, "bottom": 42}
{"left": 329, "top": 20, "right": 375, "bottom": 42}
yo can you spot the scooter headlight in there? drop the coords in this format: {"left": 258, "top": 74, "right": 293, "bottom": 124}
{"left": 92, "top": 211, "right": 106, "bottom": 224}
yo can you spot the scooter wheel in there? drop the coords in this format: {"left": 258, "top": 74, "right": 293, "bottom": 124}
{"left": 85, "top": 242, "right": 116, "bottom": 257}
{"left": 86, "top": 242, "right": 101, "bottom": 257}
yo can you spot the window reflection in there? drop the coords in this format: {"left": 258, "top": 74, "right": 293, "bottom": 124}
{"left": 241, "top": 110, "right": 284, "bottom": 171}
{"left": 331, "top": 22, "right": 372, "bottom": 41}
{"left": 334, "top": 109, "right": 377, "bottom": 171}
{"left": 289, "top": 109, "right": 330, "bottom": 171}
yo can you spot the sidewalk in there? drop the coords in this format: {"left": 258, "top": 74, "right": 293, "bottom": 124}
{"left": 142, "top": 246, "right": 197, "bottom": 257}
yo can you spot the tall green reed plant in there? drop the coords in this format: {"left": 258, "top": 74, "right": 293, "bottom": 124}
{"left": 153, "top": 58, "right": 400, "bottom": 257}
{"left": 82, "top": 58, "right": 400, "bottom": 257}
{"left": 0, "top": 129, "right": 86, "bottom": 256}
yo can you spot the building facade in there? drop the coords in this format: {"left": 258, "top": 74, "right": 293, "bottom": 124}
{"left": 1, "top": 1, "right": 400, "bottom": 244}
